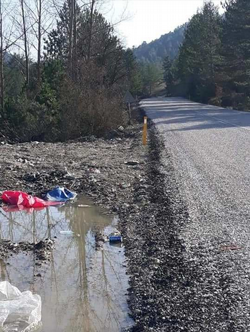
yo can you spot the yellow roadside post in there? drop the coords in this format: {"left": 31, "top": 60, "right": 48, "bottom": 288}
{"left": 143, "top": 116, "right": 147, "bottom": 145}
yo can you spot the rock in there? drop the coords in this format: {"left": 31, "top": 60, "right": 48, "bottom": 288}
{"left": 63, "top": 173, "right": 76, "bottom": 180}
{"left": 112, "top": 206, "right": 118, "bottom": 212}
{"left": 120, "top": 183, "right": 131, "bottom": 189}
{"left": 94, "top": 229, "right": 108, "bottom": 249}
{"left": 88, "top": 168, "right": 101, "bottom": 174}
{"left": 23, "top": 173, "right": 40, "bottom": 182}
{"left": 34, "top": 241, "right": 46, "bottom": 250}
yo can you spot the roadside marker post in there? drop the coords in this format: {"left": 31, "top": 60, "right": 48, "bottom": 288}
{"left": 143, "top": 116, "right": 147, "bottom": 145}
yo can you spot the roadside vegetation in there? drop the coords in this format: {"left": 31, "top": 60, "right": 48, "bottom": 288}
{"left": 0, "top": 0, "right": 152, "bottom": 142}
{"left": 163, "top": 0, "right": 250, "bottom": 111}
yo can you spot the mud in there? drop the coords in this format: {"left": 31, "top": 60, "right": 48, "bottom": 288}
{"left": 0, "top": 238, "right": 55, "bottom": 261}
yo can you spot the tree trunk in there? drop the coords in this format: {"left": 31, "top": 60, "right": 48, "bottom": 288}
{"left": 72, "top": 0, "right": 77, "bottom": 81}
{"left": 0, "top": 0, "right": 4, "bottom": 114}
{"left": 68, "top": 0, "right": 74, "bottom": 78}
{"left": 37, "top": 0, "right": 42, "bottom": 88}
{"left": 20, "top": 0, "right": 29, "bottom": 88}
{"left": 87, "top": 0, "right": 95, "bottom": 62}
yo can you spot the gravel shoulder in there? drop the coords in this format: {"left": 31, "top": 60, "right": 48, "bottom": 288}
{"left": 141, "top": 98, "right": 250, "bottom": 332}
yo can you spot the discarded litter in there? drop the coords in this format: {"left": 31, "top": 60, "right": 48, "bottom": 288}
{"left": 46, "top": 187, "right": 77, "bottom": 202}
{"left": 60, "top": 231, "right": 80, "bottom": 237}
{"left": 78, "top": 204, "right": 91, "bottom": 208}
{"left": 2, "top": 191, "right": 61, "bottom": 209}
{"left": 125, "top": 161, "right": 139, "bottom": 166}
{"left": 0, "top": 281, "right": 42, "bottom": 332}
{"left": 109, "top": 231, "right": 122, "bottom": 243}
{"left": 60, "top": 231, "right": 74, "bottom": 235}
{"left": 88, "top": 168, "right": 101, "bottom": 174}
{"left": 119, "top": 183, "right": 131, "bottom": 189}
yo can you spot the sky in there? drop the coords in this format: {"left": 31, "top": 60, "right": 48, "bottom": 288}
{"left": 104, "top": 0, "right": 224, "bottom": 48}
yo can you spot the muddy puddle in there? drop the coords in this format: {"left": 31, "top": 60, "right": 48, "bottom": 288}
{"left": 0, "top": 197, "right": 133, "bottom": 332}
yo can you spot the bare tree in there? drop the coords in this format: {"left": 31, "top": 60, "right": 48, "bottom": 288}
{"left": 0, "top": 0, "right": 19, "bottom": 113}
{"left": 68, "top": 0, "right": 74, "bottom": 77}
{"left": 0, "top": 0, "right": 4, "bottom": 112}
{"left": 37, "top": 0, "right": 42, "bottom": 87}
{"left": 20, "top": 0, "right": 29, "bottom": 87}
{"left": 87, "top": 0, "right": 95, "bottom": 62}
{"left": 72, "top": 0, "right": 77, "bottom": 80}
{"left": 23, "top": 0, "right": 55, "bottom": 90}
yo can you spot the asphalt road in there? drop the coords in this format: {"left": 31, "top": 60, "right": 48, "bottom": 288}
{"left": 142, "top": 97, "right": 250, "bottom": 331}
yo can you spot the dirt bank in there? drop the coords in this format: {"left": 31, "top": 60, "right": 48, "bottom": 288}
{"left": 0, "top": 111, "right": 190, "bottom": 331}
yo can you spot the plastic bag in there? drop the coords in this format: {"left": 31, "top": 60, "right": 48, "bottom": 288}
{"left": 46, "top": 187, "right": 77, "bottom": 202}
{"left": 0, "top": 281, "right": 42, "bottom": 332}
{"left": 1, "top": 191, "right": 61, "bottom": 208}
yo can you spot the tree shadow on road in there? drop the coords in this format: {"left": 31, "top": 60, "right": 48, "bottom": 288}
{"left": 141, "top": 97, "right": 250, "bottom": 132}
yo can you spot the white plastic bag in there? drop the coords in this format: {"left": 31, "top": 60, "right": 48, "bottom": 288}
{"left": 0, "top": 281, "right": 41, "bottom": 332}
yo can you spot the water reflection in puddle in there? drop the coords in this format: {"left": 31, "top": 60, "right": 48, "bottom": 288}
{"left": 0, "top": 197, "right": 133, "bottom": 332}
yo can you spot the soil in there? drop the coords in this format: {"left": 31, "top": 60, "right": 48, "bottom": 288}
{"left": 0, "top": 110, "right": 190, "bottom": 331}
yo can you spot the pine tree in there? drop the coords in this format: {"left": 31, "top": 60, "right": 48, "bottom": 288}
{"left": 124, "top": 49, "right": 142, "bottom": 96}
{"left": 139, "top": 63, "right": 163, "bottom": 96}
{"left": 44, "top": 1, "right": 82, "bottom": 62}
{"left": 221, "top": 0, "right": 250, "bottom": 109}
{"left": 176, "top": 1, "right": 222, "bottom": 102}
{"left": 163, "top": 56, "right": 173, "bottom": 96}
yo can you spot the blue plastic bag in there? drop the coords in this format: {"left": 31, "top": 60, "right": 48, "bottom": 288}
{"left": 46, "top": 187, "right": 77, "bottom": 202}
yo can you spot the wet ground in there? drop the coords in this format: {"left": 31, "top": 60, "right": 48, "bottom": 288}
{"left": 0, "top": 197, "right": 133, "bottom": 332}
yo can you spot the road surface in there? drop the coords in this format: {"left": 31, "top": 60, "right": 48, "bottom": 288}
{"left": 142, "top": 97, "right": 250, "bottom": 331}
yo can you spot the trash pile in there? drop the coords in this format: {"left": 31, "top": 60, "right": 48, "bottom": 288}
{"left": 0, "top": 281, "right": 42, "bottom": 332}
{"left": 1, "top": 187, "right": 77, "bottom": 211}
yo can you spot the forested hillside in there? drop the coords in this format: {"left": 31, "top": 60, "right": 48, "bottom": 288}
{"left": 134, "top": 25, "right": 186, "bottom": 63}
{"left": 163, "top": 0, "right": 250, "bottom": 111}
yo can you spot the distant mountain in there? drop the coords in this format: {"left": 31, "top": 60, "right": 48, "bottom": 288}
{"left": 134, "top": 24, "right": 186, "bottom": 63}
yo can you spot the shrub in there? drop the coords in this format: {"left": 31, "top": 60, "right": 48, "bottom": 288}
{"left": 4, "top": 98, "right": 58, "bottom": 142}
